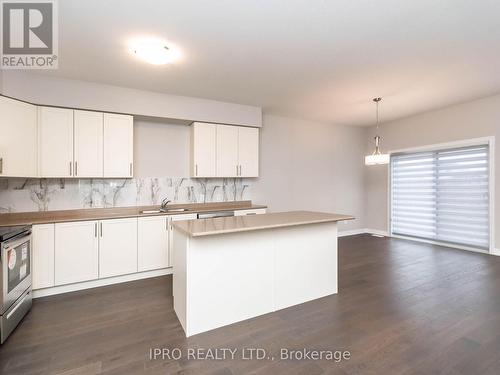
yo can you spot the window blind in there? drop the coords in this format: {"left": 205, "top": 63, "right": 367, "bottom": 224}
{"left": 391, "top": 144, "right": 490, "bottom": 250}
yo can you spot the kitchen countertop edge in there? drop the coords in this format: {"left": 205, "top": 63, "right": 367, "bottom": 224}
{"left": 173, "top": 211, "right": 355, "bottom": 237}
{"left": 0, "top": 202, "right": 268, "bottom": 226}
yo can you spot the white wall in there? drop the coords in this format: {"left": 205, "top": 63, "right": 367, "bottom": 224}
{"left": 134, "top": 119, "right": 190, "bottom": 177}
{"left": 364, "top": 93, "right": 500, "bottom": 247}
{"left": 252, "top": 114, "right": 366, "bottom": 231}
{"left": 1, "top": 71, "right": 262, "bottom": 127}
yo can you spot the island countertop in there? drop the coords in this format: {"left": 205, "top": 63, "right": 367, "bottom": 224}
{"left": 172, "top": 210, "right": 354, "bottom": 237}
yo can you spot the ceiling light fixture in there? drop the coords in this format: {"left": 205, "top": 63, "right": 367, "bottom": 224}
{"left": 365, "top": 97, "right": 390, "bottom": 165}
{"left": 129, "top": 38, "right": 181, "bottom": 65}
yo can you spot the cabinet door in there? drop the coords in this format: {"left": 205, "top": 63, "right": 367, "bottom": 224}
{"left": 74, "top": 110, "right": 103, "bottom": 178}
{"left": 32, "top": 224, "right": 55, "bottom": 289}
{"left": 38, "top": 107, "right": 74, "bottom": 178}
{"left": 238, "top": 127, "right": 259, "bottom": 177}
{"left": 55, "top": 221, "right": 99, "bottom": 285}
{"left": 99, "top": 218, "right": 137, "bottom": 278}
{"left": 191, "top": 122, "right": 216, "bottom": 177}
{"left": 0, "top": 96, "right": 37, "bottom": 177}
{"left": 138, "top": 216, "right": 169, "bottom": 272}
{"left": 103, "top": 113, "right": 133, "bottom": 178}
{"left": 216, "top": 125, "right": 239, "bottom": 177}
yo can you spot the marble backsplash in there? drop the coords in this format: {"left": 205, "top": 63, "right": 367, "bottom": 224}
{"left": 0, "top": 177, "right": 253, "bottom": 213}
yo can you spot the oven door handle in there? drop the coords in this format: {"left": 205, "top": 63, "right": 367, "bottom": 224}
{"left": 6, "top": 292, "right": 30, "bottom": 319}
{"left": 2, "top": 232, "right": 32, "bottom": 250}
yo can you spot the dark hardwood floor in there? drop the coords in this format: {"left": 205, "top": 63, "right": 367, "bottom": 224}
{"left": 2, "top": 234, "right": 500, "bottom": 375}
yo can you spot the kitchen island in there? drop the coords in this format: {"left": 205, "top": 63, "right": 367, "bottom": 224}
{"left": 172, "top": 211, "right": 354, "bottom": 337}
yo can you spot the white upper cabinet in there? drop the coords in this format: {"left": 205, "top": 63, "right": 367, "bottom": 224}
{"left": 191, "top": 122, "right": 216, "bottom": 177}
{"left": 191, "top": 122, "right": 259, "bottom": 178}
{"left": 73, "top": 110, "right": 103, "bottom": 178}
{"left": 238, "top": 126, "right": 259, "bottom": 177}
{"left": 38, "top": 106, "right": 74, "bottom": 178}
{"left": 0, "top": 96, "right": 38, "bottom": 177}
{"left": 103, "top": 113, "right": 134, "bottom": 178}
{"left": 39, "top": 108, "right": 132, "bottom": 178}
{"left": 99, "top": 218, "right": 138, "bottom": 278}
{"left": 216, "top": 125, "right": 239, "bottom": 177}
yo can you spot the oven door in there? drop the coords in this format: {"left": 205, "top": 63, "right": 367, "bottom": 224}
{"left": 1, "top": 232, "right": 32, "bottom": 314}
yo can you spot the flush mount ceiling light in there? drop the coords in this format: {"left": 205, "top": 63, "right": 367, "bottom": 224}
{"left": 129, "top": 38, "right": 181, "bottom": 65}
{"left": 365, "top": 97, "right": 390, "bottom": 166}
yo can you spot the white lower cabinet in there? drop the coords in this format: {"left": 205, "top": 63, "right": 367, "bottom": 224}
{"left": 99, "top": 218, "right": 138, "bottom": 278}
{"left": 33, "top": 209, "right": 264, "bottom": 293}
{"left": 32, "top": 224, "right": 55, "bottom": 289}
{"left": 138, "top": 216, "right": 169, "bottom": 272}
{"left": 55, "top": 221, "right": 99, "bottom": 286}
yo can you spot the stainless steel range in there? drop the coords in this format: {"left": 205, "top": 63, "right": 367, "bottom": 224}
{"left": 0, "top": 225, "right": 32, "bottom": 344}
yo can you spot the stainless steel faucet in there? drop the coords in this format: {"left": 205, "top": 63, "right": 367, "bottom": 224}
{"left": 160, "top": 198, "right": 171, "bottom": 212}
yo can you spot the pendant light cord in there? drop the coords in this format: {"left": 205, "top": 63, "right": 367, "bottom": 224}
{"left": 373, "top": 97, "right": 381, "bottom": 135}
{"left": 373, "top": 97, "right": 382, "bottom": 154}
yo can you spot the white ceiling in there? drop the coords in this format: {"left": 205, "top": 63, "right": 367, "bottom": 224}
{"left": 38, "top": 0, "right": 500, "bottom": 126}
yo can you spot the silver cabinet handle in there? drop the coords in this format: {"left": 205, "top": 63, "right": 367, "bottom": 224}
{"left": 69, "top": 161, "right": 72, "bottom": 176}
{"left": 239, "top": 165, "right": 242, "bottom": 176}
{"left": 94, "top": 222, "right": 97, "bottom": 237}
{"left": 195, "top": 164, "right": 198, "bottom": 176}
{"left": 129, "top": 162, "right": 133, "bottom": 176}
{"left": 236, "top": 165, "right": 238, "bottom": 176}
{"left": 75, "top": 161, "right": 78, "bottom": 176}
{"left": 100, "top": 222, "right": 103, "bottom": 237}
{"left": 0, "top": 157, "right": 3, "bottom": 174}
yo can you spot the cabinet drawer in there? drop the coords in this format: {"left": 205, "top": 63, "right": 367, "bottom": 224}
{"left": 234, "top": 208, "right": 267, "bottom": 216}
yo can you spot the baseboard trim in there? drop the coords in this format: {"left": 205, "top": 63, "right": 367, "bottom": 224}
{"left": 33, "top": 268, "right": 172, "bottom": 299}
{"left": 491, "top": 249, "right": 500, "bottom": 256}
{"left": 364, "top": 228, "right": 390, "bottom": 237}
{"left": 338, "top": 228, "right": 390, "bottom": 238}
{"left": 338, "top": 228, "right": 366, "bottom": 237}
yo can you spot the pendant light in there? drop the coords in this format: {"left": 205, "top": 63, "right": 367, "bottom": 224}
{"left": 365, "top": 97, "right": 390, "bottom": 165}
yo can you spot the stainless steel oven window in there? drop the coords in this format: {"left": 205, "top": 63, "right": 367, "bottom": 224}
{"left": 7, "top": 240, "right": 31, "bottom": 293}
{"left": 1, "top": 233, "right": 32, "bottom": 314}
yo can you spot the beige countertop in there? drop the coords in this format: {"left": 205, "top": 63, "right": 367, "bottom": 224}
{"left": 173, "top": 211, "right": 354, "bottom": 237}
{"left": 0, "top": 201, "right": 267, "bottom": 226}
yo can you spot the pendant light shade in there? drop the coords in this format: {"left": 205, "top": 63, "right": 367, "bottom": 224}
{"left": 365, "top": 97, "right": 390, "bottom": 165}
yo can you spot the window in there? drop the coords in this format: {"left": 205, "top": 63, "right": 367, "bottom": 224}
{"left": 390, "top": 144, "right": 490, "bottom": 250}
